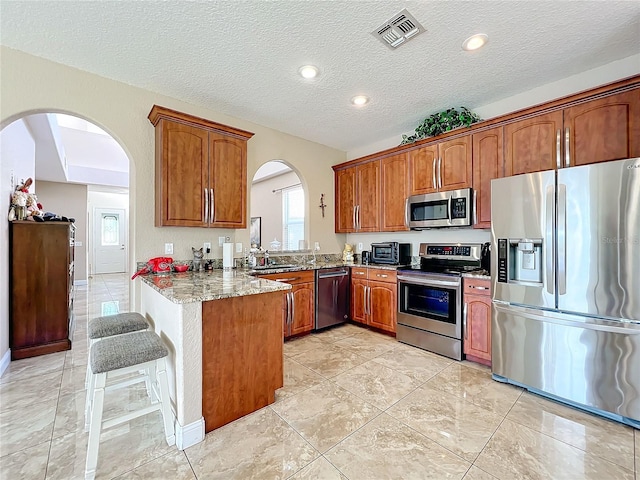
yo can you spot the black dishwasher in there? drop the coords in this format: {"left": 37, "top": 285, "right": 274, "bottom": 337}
{"left": 315, "top": 267, "right": 350, "bottom": 330}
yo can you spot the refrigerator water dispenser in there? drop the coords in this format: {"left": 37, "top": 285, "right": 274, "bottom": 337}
{"left": 497, "top": 238, "right": 543, "bottom": 285}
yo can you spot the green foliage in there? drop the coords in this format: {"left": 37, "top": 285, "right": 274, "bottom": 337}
{"left": 401, "top": 107, "right": 481, "bottom": 145}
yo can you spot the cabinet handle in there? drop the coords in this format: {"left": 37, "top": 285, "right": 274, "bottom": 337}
{"left": 432, "top": 158, "right": 437, "bottom": 190}
{"left": 437, "top": 158, "right": 442, "bottom": 190}
{"left": 355, "top": 271, "right": 365, "bottom": 275}
{"left": 275, "top": 277, "right": 300, "bottom": 282}
{"left": 469, "top": 285, "right": 489, "bottom": 290}
{"left": 287, "top": 292, "right": 293, "bottom": 326}
{"left": 204, "top": 188, "right": 208, "bottom": 223}
{"left": 353, "top": 206, "right": 357, "bottom": 230}
{"left": 376, "top": 274, "right": 388, "bottom": 278}
{"left": 565, "top": 127, "right": 570, "bottom": 168}
{"left": 210, "top": 188, "right": 215, "bottom": 223}
{"left": 367, "top": 286, "right": 371, "bottom": 316}
{"left": 357, "top": 205, "right": 361, "bottom": 230}
{"left": 556, "top": 129, "right": 561, "bottom": 169}
{"left": 463, "top": 302, "right": 468, "bottom": 340}
{"left": 291, "top": 291, "right": 295, "bottom": 325}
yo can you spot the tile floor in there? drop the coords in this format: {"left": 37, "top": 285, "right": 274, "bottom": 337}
{"left": 0, "top": 273, "right": 638, "bottom": 479}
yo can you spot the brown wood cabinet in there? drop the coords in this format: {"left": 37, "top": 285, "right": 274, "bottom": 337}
{"left": 409, "top": 136, "right": 472, "bottom": 195}
{"left": 563, "top": 90, "right": 640, "bottom": 167}
{"left": 463, "top": 277, "right": 491, "bottom": 366}
{"left": 350, "top": 267, "right": 397, "bottom": 334}
{"left": 505, "top": 90, "right": 640, "bottom": 176}
{"left": 10, "top": 221, "right": 75, "bottom": 360}
{"left": 148, "top": 105, "right": 254, "bottom": 228}
{"left": 334, "top": 162, "right": 380, "bottom": 233}
{"left": 258, "top": 270, "right": 315, "bottom": 338}
{"left": 472, "top": 127, "right": 504, "bottom": 229}
{"left": 381, "top": 153, "right": 410, "bottom": 232}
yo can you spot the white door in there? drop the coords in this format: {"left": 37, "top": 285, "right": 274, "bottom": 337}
{"left": 94, "top": 208, "right": 126, "bottom": 274}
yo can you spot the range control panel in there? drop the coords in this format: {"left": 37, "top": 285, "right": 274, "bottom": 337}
{"left": 425, "top": 245, "right": 471, "bottom": 257}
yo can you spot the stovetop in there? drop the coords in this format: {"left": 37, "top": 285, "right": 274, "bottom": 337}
{"left": 397, "top": 265, "right": 485, "bottom": 277}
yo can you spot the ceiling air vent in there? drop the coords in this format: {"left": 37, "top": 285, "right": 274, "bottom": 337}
{"left": 372, "top": 9, "right": 425, "bottom": 50}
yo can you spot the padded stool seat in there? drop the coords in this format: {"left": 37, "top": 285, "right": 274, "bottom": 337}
{"left": 88, "top": 312, "right": 148, "bottom": 340}
{"left": 90, "top": 331, "right": 168, "bottom": 374}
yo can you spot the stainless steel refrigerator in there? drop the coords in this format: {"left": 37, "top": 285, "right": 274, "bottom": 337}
{"left": 491, "top": 157, "right": 640, "bottom": 428}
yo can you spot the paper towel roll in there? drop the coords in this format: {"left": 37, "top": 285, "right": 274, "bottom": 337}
{"left": 223, "top": 242, "right": 234, "bottom": 270}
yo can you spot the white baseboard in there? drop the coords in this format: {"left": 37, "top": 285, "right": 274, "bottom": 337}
{"left": 74, "top": 279, "right": 88, "bottom": 286}
{"left": 0, "top": 349, "right": 11, "bottom": 378}
{"left": 175, "top": 417, "right": 205, "bottom": 450}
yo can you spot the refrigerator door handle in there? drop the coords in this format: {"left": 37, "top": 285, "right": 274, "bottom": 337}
{"left": 557, "top": 184, "right": 567, "bottom": 295}
{"left": 565, "top": 127, "right": 570, "bottom": 168}
{"left": 556, "top": 129, "right": 561, "bottom": 169}
{"left": 545, "top": 185, "right": 555, "bottom": 295}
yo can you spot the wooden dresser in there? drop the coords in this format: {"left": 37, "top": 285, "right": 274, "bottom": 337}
{"left": 9, "top": 221, "right": 75, "bottom": 359}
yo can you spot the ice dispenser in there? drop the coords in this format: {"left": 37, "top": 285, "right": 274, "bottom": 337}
{"left": 497, "top": 238, "right": 543, "bottom": 285}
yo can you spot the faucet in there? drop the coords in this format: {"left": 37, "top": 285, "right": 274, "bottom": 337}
{"left": 308, "top": 249, "right": 316, "bottom": 265}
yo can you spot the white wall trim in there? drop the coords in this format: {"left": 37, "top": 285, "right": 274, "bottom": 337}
{"left": 175, "top": 417, "right": 205, "bottom": 450}
{"left": 0, "top": 349, "right": 11, "bottom": 377}
{"left": 74, "top": 279, "right": 88, "bottom": 286}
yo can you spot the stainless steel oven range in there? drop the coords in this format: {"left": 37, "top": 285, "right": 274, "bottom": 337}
{"left": 396, "top": 243, "right": 482, "bottom": 360}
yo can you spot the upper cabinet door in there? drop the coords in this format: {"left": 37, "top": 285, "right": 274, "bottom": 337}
{"left": 472, "top": 127, "right": 504, "bottom": 229}
{"left": 356, "top": 161, "right": 380, "bottom": 232}
{"left": 335, "top": 167, "right": 357, "bottom": 233}
{"left": 409, "top": 144, "right": 438, "bottom": 195}
{"left": 381, "top": 153, "right": 410, "bottom": 232}
{"left": 564, "top": 90, "right": 640, "bottom": 168}
{"left": 159, "top": 121, "right": 209, "bottom": 227}
{"left": 209, "top": 132, "right": 247, "bottom": 228}
{"left": 439, "top": 135, "right": 472, "bottom": 191}
{"left": 504, "top": 111, "right": 563, "bottom": 176}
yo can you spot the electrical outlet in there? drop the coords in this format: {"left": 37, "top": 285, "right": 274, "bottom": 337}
{"left": 218, "top": 236, "right": 225, "bottom": 246}
{"left": 164, "top": 243, "right": 173, "bottom": 255}
{"left": 314, "top": 242, "right": 320, "bottom": 251}
{"left": 236, "top": 242, "right": 243, "bottom": 253}
{"left": 357, "top": 242, "right": 363, "bottom": 252}
{"left": 203, "top": 242, "right": 211, "bottom": 254}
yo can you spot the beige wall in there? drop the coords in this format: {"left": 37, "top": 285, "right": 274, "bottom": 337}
{"left": 0, "top": 119, "right": 36, "bottom": 367}
{"left": 35, "top": 181, "right": 88, "bottom": 282}
{"left": 0, "top": 46, "right": 347, "bottom": 365}
{"left": 250, "top": 170, "right": 302, "bottom": 249}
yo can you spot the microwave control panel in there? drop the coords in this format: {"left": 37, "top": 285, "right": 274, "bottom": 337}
{"left": 451, "top": 198, "right": 467, "bottom": 219}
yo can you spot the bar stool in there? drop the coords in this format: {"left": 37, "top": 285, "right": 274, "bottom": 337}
{"left": 84, "top": 312, "right": 150, "bottom": 427}
{"left": 84, "top": 330, "right": 175, "bottom": 480}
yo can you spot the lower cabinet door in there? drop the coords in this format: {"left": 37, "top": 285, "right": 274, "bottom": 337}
{"left": 290, "top": 282, "right": 315, "bottom": 336}
{"left": 464, "top": 293, "right": 492, "bottom": 363}
{"left": 351, "top": 279, "right": 368, "bottom": 324}
{"left": 368, "top": 281, "right": 396, "bottom": 334}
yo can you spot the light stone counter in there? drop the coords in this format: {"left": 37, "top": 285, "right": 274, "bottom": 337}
{"left": 139, "top": 269, "right": 291, "bottom": 304}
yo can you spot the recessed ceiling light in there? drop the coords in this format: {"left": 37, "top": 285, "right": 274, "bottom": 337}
{"left": 299, "top": 65, "right": 319, "bottom": 79}
{"left": 462, "top": 34, "right": 489, "bottom": 51}
{"left": 351, "top": 95, "right": 369, "bottom": 106}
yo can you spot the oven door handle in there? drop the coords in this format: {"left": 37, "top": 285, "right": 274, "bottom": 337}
{"left": 397, "top": 276, "right": 460, "bottom": 288}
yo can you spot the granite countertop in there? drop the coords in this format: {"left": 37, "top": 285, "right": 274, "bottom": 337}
{"left": 249, "top": 261, "right": 404, "bottom": 274}
{"left": 139, "top": 269, "right": 291, "bottom": 304}
{"left": 461, "top": 269, "right": 491, "bottom": 279}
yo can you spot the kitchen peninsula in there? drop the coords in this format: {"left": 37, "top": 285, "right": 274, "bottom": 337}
{"left": 138, "top": 270, "right": 291, "bottom": 450}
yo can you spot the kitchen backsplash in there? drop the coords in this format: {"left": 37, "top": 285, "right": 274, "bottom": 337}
{"left": 346, "top": 228, "right": 491, "bottom": 254}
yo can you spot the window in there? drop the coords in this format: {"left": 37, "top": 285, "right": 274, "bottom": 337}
{"left": 101, "top": 214, "right": 119, "bottom": 246}
{"left": 282, "top": 186, "right": 304, "bottom": 250}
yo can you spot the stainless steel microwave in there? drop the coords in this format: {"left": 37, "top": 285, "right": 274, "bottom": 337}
{"left": 407, "top": 188, "right": 474, "bottom": 229}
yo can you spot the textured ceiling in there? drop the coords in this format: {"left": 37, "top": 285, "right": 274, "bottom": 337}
{"left": 1, "top": 1, "right": 639, "bottom": 153}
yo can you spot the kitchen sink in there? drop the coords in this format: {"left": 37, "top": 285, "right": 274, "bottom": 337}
{"left": 252, "top": 264, "right": 301, "bottom": 271}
